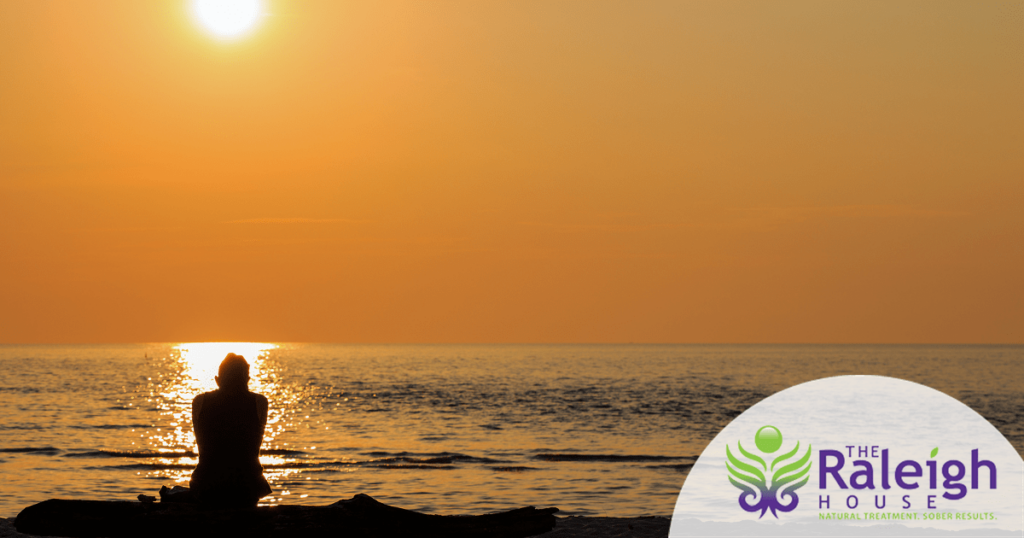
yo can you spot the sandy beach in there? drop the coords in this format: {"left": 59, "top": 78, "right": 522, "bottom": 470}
{"left": 1, "top": 515, "right": 670, "bottom": 538}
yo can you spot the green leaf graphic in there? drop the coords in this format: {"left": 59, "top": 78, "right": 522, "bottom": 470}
{"left": 738, "top": 441, "right": 767, "bottom": 471}
{"left": 773, "top": 443, "right": 812, "bottom": 485}
{"left": 726, "top": 445, "right": 766, "bottom": 484}
{"left": 771, "top": 441, "right": 800, "bottom": 471}
{"left": 727, "top": 460, "right": 758, "bottom": 487}
{"left": 930, "top": 447, "right": 938, "bottom": 458}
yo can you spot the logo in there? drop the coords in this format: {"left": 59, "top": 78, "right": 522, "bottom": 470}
{"left": 726, "top": 425, "right": 812, "bottom": 518}
{"left": 673, "top": 377, "right": 1024, "bottom": 536}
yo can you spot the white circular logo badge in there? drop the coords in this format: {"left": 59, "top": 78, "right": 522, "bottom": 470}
{"left": 671, "top": 376, "right": 1024, "bottom": 537}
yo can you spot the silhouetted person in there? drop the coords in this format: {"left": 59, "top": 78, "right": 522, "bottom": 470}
{"left": 189, "top": 353, "right": 272, "bottom": 507}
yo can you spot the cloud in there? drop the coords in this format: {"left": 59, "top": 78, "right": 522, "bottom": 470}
{"left": 226, "top": 218, "right": 369, "bottom": 225}
{"left": 729, "top": 205, "right": 971, "bottom": 222}
{"left": 73, "top": 226, "right": 185, "bottom": 233}
{"left": 515, "top": 205, "right": 971, "bottom": 235}
{"left": 517, "top": 221, "right": 687, "bottom": 233}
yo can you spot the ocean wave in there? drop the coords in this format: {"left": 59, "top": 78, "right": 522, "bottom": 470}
{"left": 101, "top": 461, "right": 334, "bottom": 471}
{"left": 368, "top": 456, "right": 455, "bottom": 464}
{"left": 267, "top": 458, "right": 460, "bottom": 469}
{"left": 260, "top": 449, "right": 310, "bottom": 456}
{"left": 363, "top": 450, "right": 449, "bottom": 457}
{"left": 646, "top": 463, "right": 695, "bottom": 472}
{"left": 101, "top": 463, "right": 195, "bottom": 471}
{"left": 371, "top": 464, "right": 455, "bottom": 470}
{"left": 102, "top": 459, "right": 458, "bottom": 472}
{"left": 65, "top": 448, "right": 310, "bottom": 458}
{"left": 74, "top": 450, "right": 687, "bottom": 470}
{"left": 263, "top": 461, "right": 356, "bottom": 469}
{"left": 69, "top": 424, "right": 152, "bottom": 430}
{"left": 65, "top": 450, "right": 196, "bottom": 459}
{"left": 360, "top": 451, "right": 506, "bottom": 464}
{"left": 532, "top": 453, "right": 684, "bottom": 462}
{"left": 0, "top": 447, "right": 60, "bottom": 453}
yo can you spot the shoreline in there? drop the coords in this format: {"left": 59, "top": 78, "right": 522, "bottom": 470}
{"left": 1, "top": 515, "right": 672, "bottom": 538}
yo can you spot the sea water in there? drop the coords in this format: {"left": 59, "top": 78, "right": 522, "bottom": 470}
{"left": 0, "top": 344, "right": 1020, "bottom": 518}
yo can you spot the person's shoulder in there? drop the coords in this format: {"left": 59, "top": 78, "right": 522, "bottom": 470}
{"left": 192, "top": 391, "right": 213, "bottom": 417}
{"left": 253, "top": 392, "right": 269, "bottom": 426}
{"left": 193, "top": 391, "right": 216, "bottom": 404}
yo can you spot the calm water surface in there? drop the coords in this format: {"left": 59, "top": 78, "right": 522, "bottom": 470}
{"left": 0, "top": 344, "right": 1020, "bottom": 518}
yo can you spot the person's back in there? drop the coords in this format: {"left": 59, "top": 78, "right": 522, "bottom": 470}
{"left": 190, "top": 354, "right": 272, "bottom": 507}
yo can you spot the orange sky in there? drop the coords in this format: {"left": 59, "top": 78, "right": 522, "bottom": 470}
{"left": 1, "top": 1, "right": 1021, "bottom": 343}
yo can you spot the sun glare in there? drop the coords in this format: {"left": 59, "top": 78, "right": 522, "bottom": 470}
{"left": 191, "top": 0, "right": 263, "bottom": 40}
{"left": 176, "top": 342, "right": 277, "bottom": 392}
{"left": 156, "top": 342, "right": 282, "bottom": 465}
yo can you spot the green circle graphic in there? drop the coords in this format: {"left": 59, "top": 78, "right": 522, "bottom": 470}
{"left": 755, "top": 425, "right": 783, "bottom": 453}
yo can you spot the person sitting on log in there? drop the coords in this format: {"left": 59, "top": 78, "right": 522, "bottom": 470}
{"left": 189, "top": 353, "right": 273, "bottom": 507}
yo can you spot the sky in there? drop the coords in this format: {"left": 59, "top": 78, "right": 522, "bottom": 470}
{"left": 0, "top": 1, "right": 1021, "bottom": 344}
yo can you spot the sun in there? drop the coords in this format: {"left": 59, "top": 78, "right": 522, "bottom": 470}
{"left": 191, "top": 0, "right": 264, "bottom": 40}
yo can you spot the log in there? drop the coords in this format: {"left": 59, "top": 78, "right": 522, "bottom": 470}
{"left": 14, "top": 493, "right": 559, "bottom": 538}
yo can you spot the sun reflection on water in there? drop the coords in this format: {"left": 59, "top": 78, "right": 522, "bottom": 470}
{"left": 150, "top": 342, "right": 292, "bottom": 485}
{"left": 176, "top": 342, "right": 277, "bottom": 394}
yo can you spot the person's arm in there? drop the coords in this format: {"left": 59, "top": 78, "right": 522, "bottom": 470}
{"left": 192, "top": 393, "right": 206, "bottom": 448}
{"left": 254, "top": 394, "right": 269, "bottom": 453}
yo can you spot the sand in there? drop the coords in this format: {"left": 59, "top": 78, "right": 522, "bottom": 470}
{"left": 1, "top": 515, "right": 670, "bottom": 538}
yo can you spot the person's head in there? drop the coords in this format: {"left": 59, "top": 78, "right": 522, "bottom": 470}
{"left": 215, "top": 353, "right": 250, "bottom": 392}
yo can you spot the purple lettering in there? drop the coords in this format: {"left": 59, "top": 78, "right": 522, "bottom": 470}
{"left": 943, "top": 460, "right": 967, "bottom": 500}
{"left": 881, "top": 449, "right": 891, "bottom": 490}
{"left": 850, "top": 460, "right": 875, "bottom": 490}
{"left": 895, "top": 460, "right": 921, "bottom": 489}
{"left": 971, "top": 449, "right": 996, "bottom": 490}
{"left": 820, "top": 450, "right": 848, "bottom": 489}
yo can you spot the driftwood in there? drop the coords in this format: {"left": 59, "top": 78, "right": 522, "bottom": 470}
{"left": 14, "top": 493, "right": 559, "bottom": 538}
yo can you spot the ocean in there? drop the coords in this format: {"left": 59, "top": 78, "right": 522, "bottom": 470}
{"left": 0, "top": 344, "right": 1020, "bottom": 519}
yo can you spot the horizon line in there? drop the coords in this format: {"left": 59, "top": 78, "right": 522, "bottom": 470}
{"left": 0, "top": 341, "right": 1021, "bottom": 346}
